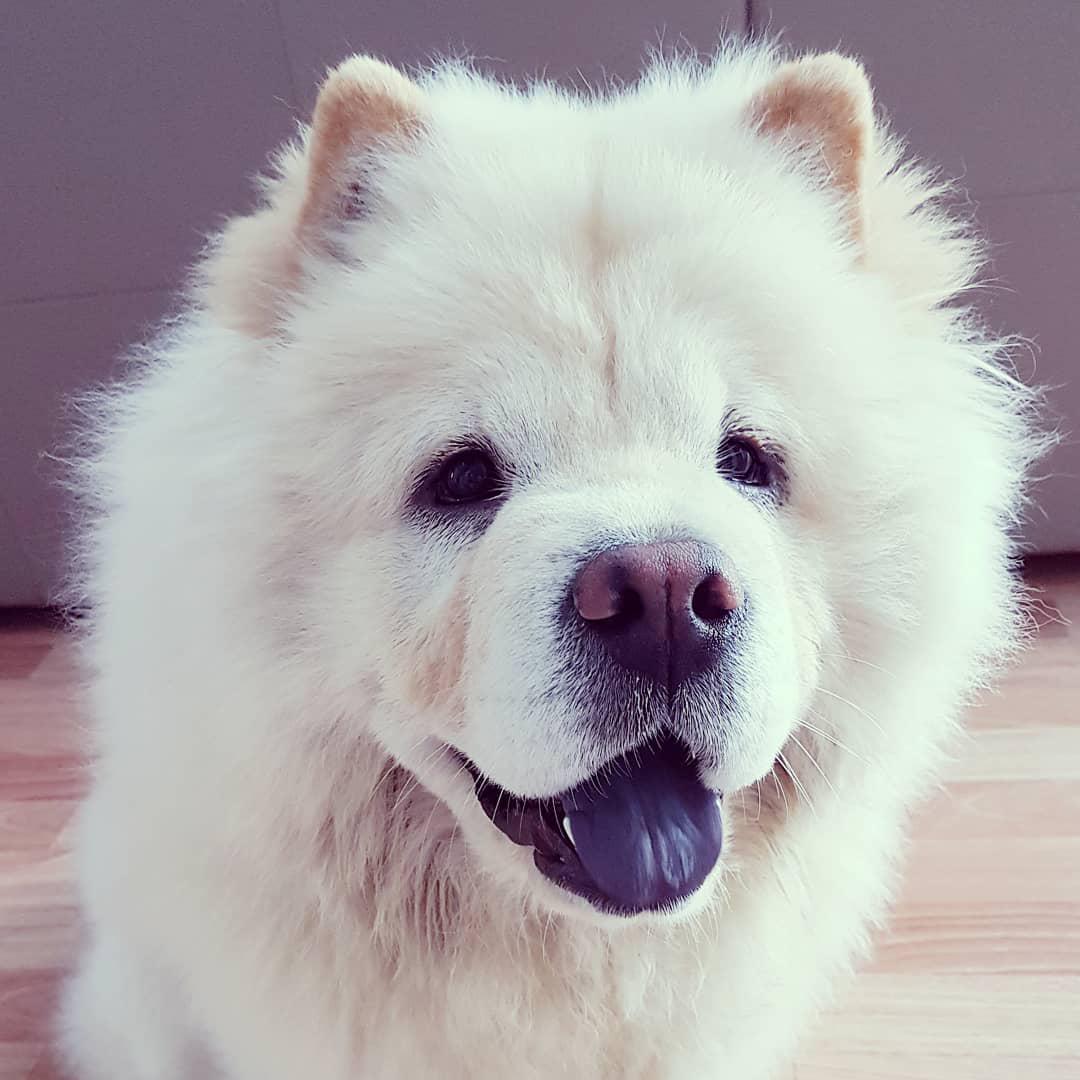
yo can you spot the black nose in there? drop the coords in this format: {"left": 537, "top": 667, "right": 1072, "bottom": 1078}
{"left": 571, "top": 541, "right": 743, "bottom": 689}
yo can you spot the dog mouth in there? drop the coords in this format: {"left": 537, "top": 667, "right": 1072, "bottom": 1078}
{"left": 462, "top": 733, "right": 724, "bottom": 916}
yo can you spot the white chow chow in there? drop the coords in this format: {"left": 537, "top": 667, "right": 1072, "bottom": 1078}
{"left": 61, "top": 42, "right": 1039, "bottom": 1080}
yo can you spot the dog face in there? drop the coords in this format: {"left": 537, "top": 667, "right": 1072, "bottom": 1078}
{"left": 223, "top": 53, "right": 1028, "bottom": 921}
{"left": 367, "top": 275, "right": 821, "bottom": 798}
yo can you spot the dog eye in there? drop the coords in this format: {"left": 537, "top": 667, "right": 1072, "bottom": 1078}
{"left": 716, "top": 435, "right": 774, "bottom": 487}
{"left": 432, "top": 449, "right": 503, "bottom": 505}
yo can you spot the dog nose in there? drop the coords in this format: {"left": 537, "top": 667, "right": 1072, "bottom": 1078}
{"left": 571, "top": 541, "right": 743, "bottom": 689}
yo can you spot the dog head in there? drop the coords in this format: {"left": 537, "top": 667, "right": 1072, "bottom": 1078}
{"left": 206, "top": 50, "right": 1031, "bottom": 922}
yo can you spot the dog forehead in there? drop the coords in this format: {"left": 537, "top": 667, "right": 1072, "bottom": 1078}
{"left": 369, "top": 310, "right": 731, "bottom": 474}
{"left": 333, "top": 225, "right": 738, "bottom": 453}
{"left": 316, "top": 106, "right": 870, "bottom": 475}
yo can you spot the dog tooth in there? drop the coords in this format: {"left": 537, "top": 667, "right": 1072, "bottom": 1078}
{"left": 561, "top": 815, "right": 576, "bottom": 847}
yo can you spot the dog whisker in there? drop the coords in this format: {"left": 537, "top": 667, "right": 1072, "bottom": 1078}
{"left": 770, "top": 768, "right": 791, "bottom": 822}
{"left": 815, "top": 648, "right": 898, "bottom": 680}
{"left": 777, "top": 751, "right": 816, "bottom": 818}
{"left": 800, "top": 716, "right": 872, "bottom": 767}
{"left": 815, "top": 686, "right": 888, "bottom": 737}
{"left": 789, "top": 733, "right": 839, "bottom": 801}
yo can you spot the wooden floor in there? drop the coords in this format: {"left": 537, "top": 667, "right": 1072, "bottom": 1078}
{"left": 1, "top": 562, "right": 1078, "bottom": 1079}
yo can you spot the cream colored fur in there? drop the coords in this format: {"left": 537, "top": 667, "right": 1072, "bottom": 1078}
{"left": 61, "top": 43, "right": 1039, "bottom": 1080}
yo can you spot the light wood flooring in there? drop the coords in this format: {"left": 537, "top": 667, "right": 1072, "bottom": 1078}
{"left": 2, "top": 560, "right": 1078, "bottom": 1078}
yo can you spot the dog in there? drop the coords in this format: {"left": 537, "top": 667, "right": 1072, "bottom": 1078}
{"left": 61, "top": 42, "right": 1038, "bottom": 1079}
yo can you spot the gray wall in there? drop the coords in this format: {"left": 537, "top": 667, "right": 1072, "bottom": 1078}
{"left": 2, "top": 2, "right": 1076, "bottom": 605}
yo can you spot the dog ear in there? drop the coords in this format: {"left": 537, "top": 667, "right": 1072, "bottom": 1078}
{"left": 297, "top": 55, "right": 425, "bottom": 251}
{"left": 746, "top": 53, "right": 874, "bottom": 245}
{"left": 203, "top": 56, "right": 423, "bottom": 337}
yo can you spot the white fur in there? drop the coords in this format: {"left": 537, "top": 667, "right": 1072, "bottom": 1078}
{"left": 61, "top": 44, "right": 1039, "bottom": 1080}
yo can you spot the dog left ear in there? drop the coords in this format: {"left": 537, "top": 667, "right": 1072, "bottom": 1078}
{"left": 746, "top": 53, "right": 874, "bottom": 245}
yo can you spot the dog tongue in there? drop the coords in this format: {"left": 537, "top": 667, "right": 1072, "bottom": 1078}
{"left": 558, "top": 735, "right": 723, "bottom": 914}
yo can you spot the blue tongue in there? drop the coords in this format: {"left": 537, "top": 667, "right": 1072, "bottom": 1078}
{"left": 559, "top": 736, "right": 723, "bottom": 913}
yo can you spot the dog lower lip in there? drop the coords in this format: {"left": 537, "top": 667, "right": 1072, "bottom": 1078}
{"left": 464, "top": 734, "right": 724, "bottom": 916}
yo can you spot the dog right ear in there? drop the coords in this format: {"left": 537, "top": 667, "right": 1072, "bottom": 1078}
{"left": 203, "top": 56, "right": 425, "bottom": 337}
{"left": 298, "top": 56, "right": 425, "bottom": 251}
